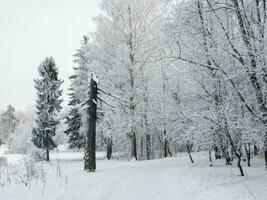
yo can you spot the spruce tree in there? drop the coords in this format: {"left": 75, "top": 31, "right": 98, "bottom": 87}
{"left": 32, "top": 57, "right": 63, "bottom": 161}
{"left": 64, "top": 86, "right": 84, "bottom": 149}
{"left": 65, "top": 36, "right": 90, "bottom": 149}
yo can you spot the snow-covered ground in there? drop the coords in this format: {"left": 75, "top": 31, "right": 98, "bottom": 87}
{"left": 0, "top": 152, "right": 266, "bottom": 200}
{"left": 1, "top": 151, "right": 106, "bottom": 165}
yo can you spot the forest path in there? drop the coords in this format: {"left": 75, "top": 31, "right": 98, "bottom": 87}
{"left": 107, "top": 158, "right": 180, "bottom": 200}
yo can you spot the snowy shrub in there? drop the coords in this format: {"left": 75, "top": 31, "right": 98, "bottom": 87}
{"left": 30, "top": 148, "right": 46, "bottom": 162}
{"left": 0, "top": 156, "right": 7, "bottom": 167}
{"left": 0, "top": 155, "right": 67, "bottom": 188}
{"left": 7, "top": 121, "right": 34, "bottom": 154}
{"left": 0, "top": 156, "right": 41, "bottom": 187}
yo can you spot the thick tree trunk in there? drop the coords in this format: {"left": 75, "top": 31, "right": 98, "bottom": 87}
{"left": 84, "top": 78, "right": 97, "bottom": 172}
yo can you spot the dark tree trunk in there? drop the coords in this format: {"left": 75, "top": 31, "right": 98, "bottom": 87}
{"left": 188, "top": 153, "right": 194, "bottom": 163}
{"left": 140, "top": 136, "right": 144, "bottom": 160}
{"left": 131, "top": 132, "right": 137, "bottom": 160}
{"left": 244, "top": 144, "right": 251, "bottom": 167}
{"left": 164, "top": 129, "right": 168, "bottom": 158}
{"left": 45, "top": 130, "right": 50, "bottom": 162}
{"left": 237, "top": 156, "right": 245, "bottom": 176}
{"left": 186, "top": 144, "right": 194, "bottom": 163}
{"left": 225, "top": 157, "right": 231, "bottom": 166}
{"left": 84, "top": 78, "right": 97, "bottom": 172}
{"left": 264, "top": 135, "right": 267, "bottom": 170}
{"left": 230, "top": 147, "right": 234, "bottom": 162}
{"left": 146, "top": 134, "right": 151, "bottom": 160}
{"left": 222, "top": 144, "right": 231, "bottom": 165}
{"left": 106, "top": 138, "right": 112, "bottom": 160}
{"left": 254, "top": 145, "right": 258, "bottom": 156}
{"left": 223, "top": 119, "right": 244, "bottom": 176}
{"left": 46, "top": 147, "right": 50, "bottom": 162}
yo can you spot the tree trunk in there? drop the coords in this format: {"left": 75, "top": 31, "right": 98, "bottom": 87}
{"left": 131, "top": 132, "right": 137, "bottom": 160}
{"left": 264, "top": 136, "right": 267, "bottom": 170}
{"left": 167, "top": 146, "right": 173, "bottom": 157}
{"left": 230, "top": 147, "right": 234, "bottom": 163}
{"left": 164, "top": 129, "right": 168, "bottom": 158}
{"left": 146, "top": 134, "right": 151, "bottom": 160}
{"left": 106, "top": 137, "right": 112, "bottom": 160}
{"left": 209, "top": 150, "right": 213, "bottom": 167}
{"left": 140, "top": 136, "right": 144, "bottom": 160}
{"left": 237, "top": 156, "right": 245, "bottom": 176}
{"left": 186, "top": 144, "right": 194, "bottom": 163}
{"left": 84, "top": 78, "right": 97, "bottom": 172}
{"left": 46, "top": 147, "right": 50, "bottom": 162}
{"left": 244, "top": 144, "right": 251, "bottom": 167}
{"left": 254, "top": 145, "right": 258, "bottom": 156}
{"left": 45, "top": 130, "right": 50, "bottom": 162}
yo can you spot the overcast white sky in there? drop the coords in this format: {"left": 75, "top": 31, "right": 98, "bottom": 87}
{"left": 0, "top": 0, "right": 101, "bottom": 111}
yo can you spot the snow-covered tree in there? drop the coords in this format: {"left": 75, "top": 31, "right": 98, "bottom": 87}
{"left": 0, "top": 105, "right": 19, "bottom": 145}
{"left": 93, "top": 0, "right": 161, "bottom": 160}
{"left": 32, "top": 57, "right": 63, "bottom": 161}
{"left": 65, "top": 103, "right": 83, "bottom": 149}
{"left": 65, "top": 36, "right": 93, "bottom": 149}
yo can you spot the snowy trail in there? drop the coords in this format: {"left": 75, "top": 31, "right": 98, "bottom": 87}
{"left": 1, "top": 152, "right": 266, "bottom": 200}
{"left": 108, "top": 159, "right": 178, "bottom": 200}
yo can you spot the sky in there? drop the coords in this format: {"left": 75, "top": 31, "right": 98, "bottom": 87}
{"left": 0, "top": 0, "right": 101, "bottom": 111}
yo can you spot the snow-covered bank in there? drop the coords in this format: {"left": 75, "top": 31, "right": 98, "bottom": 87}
{"left": 0, "top": 152, "right": 266, "bottom": 200}
{"left": 1, "top": 151, "right": 106, "bottom": 165}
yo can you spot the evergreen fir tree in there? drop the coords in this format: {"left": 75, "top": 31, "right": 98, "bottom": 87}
{"left": 65, "top": 36, "right": 91, "bottom": 149}
{"left": 32, "top": 57, "right": 63, "bottom": 161}
{"left": 64, "top": 85, "right": 84, "bottom": 149}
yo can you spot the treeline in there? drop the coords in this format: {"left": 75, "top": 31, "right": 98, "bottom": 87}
{"left": 58, "top": 0, "right": 267, "bottom": 176}
{"left": 24, "top": 0, "right": 267, "bottom": 176}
